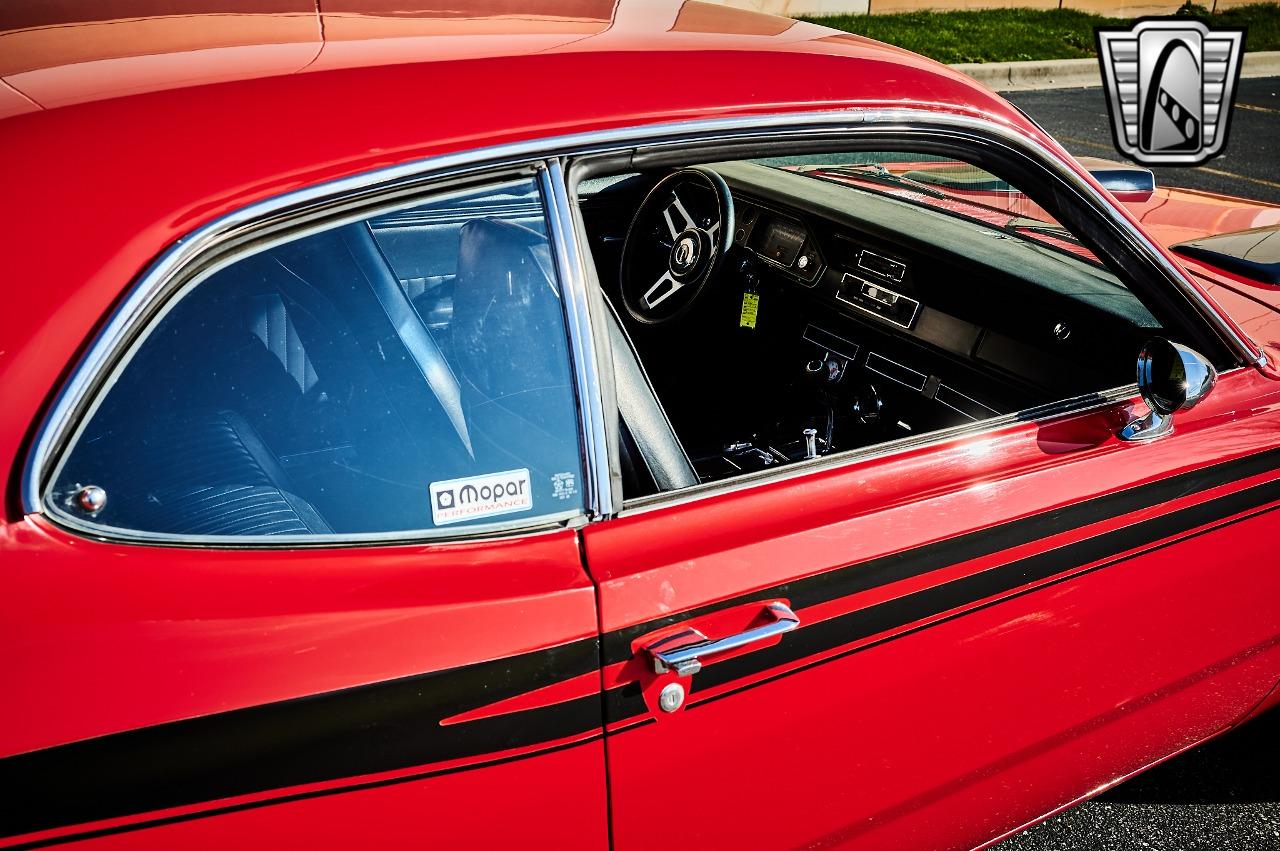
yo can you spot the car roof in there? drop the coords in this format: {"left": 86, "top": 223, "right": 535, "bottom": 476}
{"left": 1, "top": 0, "right": 1021, "bottom": 115}
{"left": 0, "top": 1, "right": 1035, "bottom": 260}
{"left": 0, "top": 1, "right": 1042, "bottom": 501}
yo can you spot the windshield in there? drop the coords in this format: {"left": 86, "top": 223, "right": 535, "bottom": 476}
{"left": 754, "top": 153, "right": 1097, "bottom": 263}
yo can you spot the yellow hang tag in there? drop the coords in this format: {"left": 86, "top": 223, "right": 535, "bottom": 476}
{"left": 740, "top": 291, "right": 760, "bottom": 329}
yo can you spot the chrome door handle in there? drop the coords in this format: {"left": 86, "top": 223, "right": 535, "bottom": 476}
{"left": 648, "top": 602, "right": 800, "bottom": 677}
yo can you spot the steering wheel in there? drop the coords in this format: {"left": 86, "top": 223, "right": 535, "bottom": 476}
{"left": 619, "top": 167, "right": 735, "bottom": 325}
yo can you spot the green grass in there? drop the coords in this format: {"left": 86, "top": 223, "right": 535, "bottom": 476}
{"left": 798, "top": 3, "right": 1280, "bottom": 64}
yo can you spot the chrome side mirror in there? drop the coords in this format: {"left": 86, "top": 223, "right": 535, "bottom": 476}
{"left": 1119, "top": 338, "right": 1216, "bottom": 441}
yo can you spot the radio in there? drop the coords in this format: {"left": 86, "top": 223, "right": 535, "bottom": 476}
{"left": 836, "top": 273, "right": 921, "bottom": 330}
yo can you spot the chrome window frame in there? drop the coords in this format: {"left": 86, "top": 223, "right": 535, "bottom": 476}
{"left": 25, "top": 108, "right": 1265, "bottom": 542}
{"left": 556, "top": 114, "right": 1262, "bottom": 514}
{"left": 541, "top": 161, "right": 614, "bottom": 519}
{"left": 30, "top": 163, "right": 598, "bottom": 546}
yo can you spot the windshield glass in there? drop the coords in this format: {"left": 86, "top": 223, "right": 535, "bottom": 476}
{"left": 754, "top": 153, "right": 1097, "bottom": 263}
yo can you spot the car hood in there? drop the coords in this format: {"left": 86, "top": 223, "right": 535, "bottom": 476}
{"left": 1118, "top": 183, "right": 1280, "bottom": 361}
{"left": 1121, "top": 186, "right": 1280, "bottom": 251}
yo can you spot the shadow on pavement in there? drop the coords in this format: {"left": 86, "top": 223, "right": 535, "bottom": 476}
{"left": 1099, "top": 711, "right": 1280, "bottom": 806}
{"left": 997, "top": 710, "right": 1280, "bottom": 850}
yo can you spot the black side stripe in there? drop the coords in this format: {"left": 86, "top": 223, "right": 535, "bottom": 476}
{"left": 603, "top": 445, "right": 1280, "bottom": 667}
{"left": 10, "top": 452, "right": 1280, "bottom": 841}
{"left": 605, "top": 470, "right": 1280, "bottom": 724}
{"left": 0, "top": 638, "right": 600, "bottom": 841}
{"left": 8, "top": 738, "right": 601, "bottom": 851}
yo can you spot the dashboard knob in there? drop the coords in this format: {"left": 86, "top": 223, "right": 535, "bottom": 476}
{"left": 802, "top": 359, "right": 825, "bottom": 387}
{"left": 803, "top": 357, "right": 846, "bottom": 389}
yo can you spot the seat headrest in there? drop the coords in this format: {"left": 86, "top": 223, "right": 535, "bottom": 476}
{"left": 452, "top": 218, "right": 566, "bottom": 403}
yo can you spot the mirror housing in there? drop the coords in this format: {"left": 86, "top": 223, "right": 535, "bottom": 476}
{"left": 1119, "top": 338, "right": 1216, "bottom": 441}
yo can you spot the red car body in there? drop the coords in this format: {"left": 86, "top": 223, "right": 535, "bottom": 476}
{"left": 3, "top": 3, "right": 1280, "bottom": 850}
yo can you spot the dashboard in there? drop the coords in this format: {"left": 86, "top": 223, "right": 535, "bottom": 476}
{"left": 743, "top": 203, "right": 922, "bottom": 329}
{"left": 742, "top": 206, "right": 822, "bottom": 282}
{"left": 579, "top": 162, "right": 1162, "bottom": 485}
{"left": 720, "top": 160, "right": 1157, "bottom": 416}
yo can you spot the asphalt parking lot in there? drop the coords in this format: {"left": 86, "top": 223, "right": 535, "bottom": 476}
{"left": 993, "top": 78, "right": 1280, "bottom": 851}
{"left": 996, "top": 708, "right": 1280, "bottom": 850}
{"left": 1005, "top": 77, "right": 1280, "bottom": 206}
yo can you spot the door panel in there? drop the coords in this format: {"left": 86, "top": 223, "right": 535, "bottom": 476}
{"left": 0, "top": 522, "right": 606, "bottom": 848}
{"left": 588, "top": 367, "right": 1280, "bottom": 850}
{"left": 3, "top": 167, "right": 609, "bottom": 848}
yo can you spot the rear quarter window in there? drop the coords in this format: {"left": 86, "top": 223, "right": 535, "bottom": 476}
{"left": 47, "top": 177, "right": 585, "bottom": 540}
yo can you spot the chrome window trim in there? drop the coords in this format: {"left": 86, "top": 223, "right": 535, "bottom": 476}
{"left": 24, "top": 107, "right": 1265, "bottom": 527}
{"left": 618, "top": 381, "right": 1155, "bottom": 516}
{"left": 32, "top": 165, "right": 595, "bottom": 546}
{"left": 541, "top": 160, "right": 614, "bottom": 519}
{"left": 43, "top": 509, "right": 587, "bottom": 550}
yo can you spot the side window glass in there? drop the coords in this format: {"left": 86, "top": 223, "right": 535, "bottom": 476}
{"left": 597, "top": 153, "right": 1166, "bottom": 501}
{"left": 48, "top": 176, "right": 585, "bottom": 538}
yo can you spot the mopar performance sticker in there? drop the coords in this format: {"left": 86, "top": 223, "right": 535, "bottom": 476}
{"left": 430, "top": 469, "right": 532, "bottom": 525}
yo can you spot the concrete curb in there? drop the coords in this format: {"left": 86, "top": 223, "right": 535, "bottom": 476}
{"left": 952, "top": 50, "right": 1280, "bottom": 92}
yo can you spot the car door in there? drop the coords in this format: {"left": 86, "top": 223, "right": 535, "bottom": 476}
{"left": 2, "top": 170, "right": 609, "bottom": 849}
{"left": 582, "top": 160, "right": 1280, "bottom": 851}
{"left": 589, "top": 365, "right": 1280, "bottom": 850}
